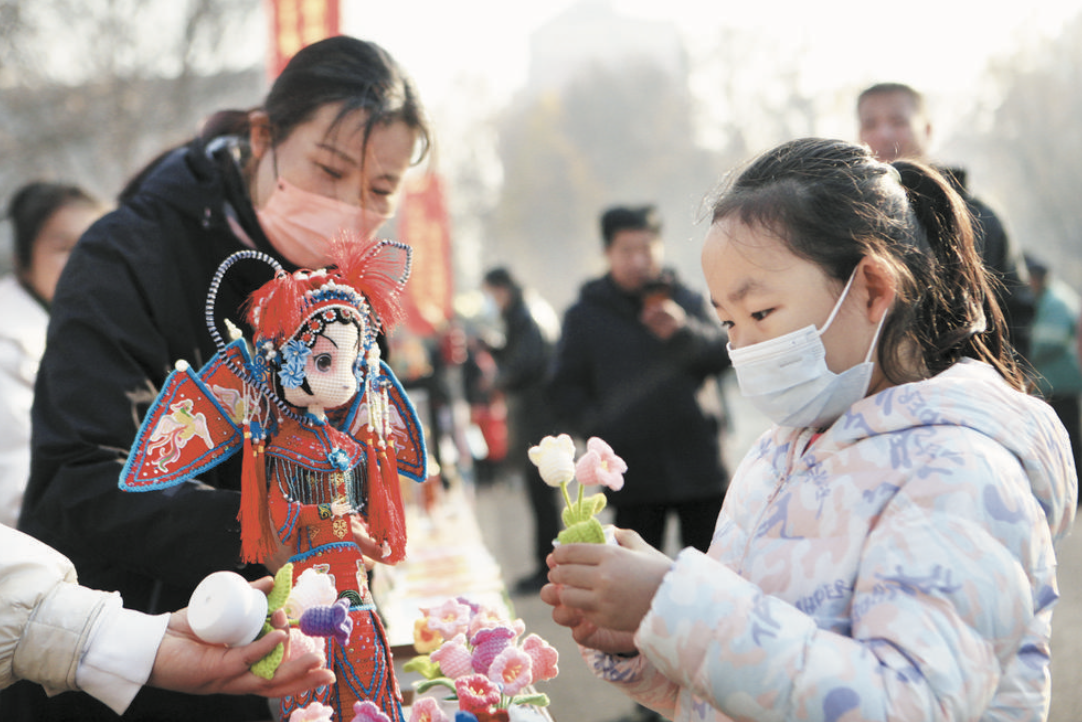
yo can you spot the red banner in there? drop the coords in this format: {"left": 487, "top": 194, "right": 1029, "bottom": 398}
{"left": 266, "top": 0, "right": 340, "bottom": 79}
{"left": 397, "top": 173, "right": 455, "bottom": 336}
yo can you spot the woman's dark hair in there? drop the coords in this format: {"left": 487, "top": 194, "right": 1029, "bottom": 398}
{"left": 7, "top": 181, "right": 99, "bottom": 273}
{"left": 710, "top": 137, "right": 1023, "bottom": 389}
{"left": 205, "top": 36, "right": 430, "bottom": 163}
{"left": 120, "top": 36, "right": 431, "bottom": 205}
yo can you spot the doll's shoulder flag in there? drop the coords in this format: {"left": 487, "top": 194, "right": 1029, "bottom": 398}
{"left": 119, "top": 339, "right": 251, "bottom": 491}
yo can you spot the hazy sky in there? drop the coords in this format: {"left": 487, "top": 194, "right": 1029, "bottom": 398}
{"left": 346, "top": 0, "right": 1081, "bottom": 114}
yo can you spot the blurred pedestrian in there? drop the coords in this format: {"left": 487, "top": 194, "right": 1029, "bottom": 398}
{"left": 9, "top": 36, "right": 430, "bottom": 721}
{"left": 549, "top": 205, "right": 730, "bottom": 555}
{"left": 543, "top": 138, "right": 1075, "bottom": 722}
{"left": 481, "top": 267, "right": 561, "bottom": 594}
{"left": 1026, "top": 254, "right": 1082, "bottom": 486}
{"left": 0, "top": 182, "right": 105, "bottom": 528}
{"left": 857, "top": 82, "right": 1035, "bottom": 362}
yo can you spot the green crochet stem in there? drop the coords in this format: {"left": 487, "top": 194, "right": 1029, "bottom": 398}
{"left": 557, "top": 479, "right": 610, "bottom": 544}
{"left": 559, "top": 481, "right": 573, "bottom": 511}
{"left": 510, "top": 692, "right": 550, "bottom": 708}
{"left": 415, "top": 677, "right": 458, "bottom": 695}
{"left": 249, "top": 562, "right": 294, "bottom": 679}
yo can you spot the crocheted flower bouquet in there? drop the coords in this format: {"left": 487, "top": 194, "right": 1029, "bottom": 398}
{"left": 528, "top": 435, "right": 626, "bottom": 545}
{"left": 403, "top": 597, "right": 559, "bottom": 722}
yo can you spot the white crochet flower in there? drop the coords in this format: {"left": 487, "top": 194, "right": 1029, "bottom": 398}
{"left": 527, "top": 434, "right": 577, "bottom": 488}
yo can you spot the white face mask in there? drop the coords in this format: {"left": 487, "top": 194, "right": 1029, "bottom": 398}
{"left": 727, "top": 270, "right": 886, "bottom": 429}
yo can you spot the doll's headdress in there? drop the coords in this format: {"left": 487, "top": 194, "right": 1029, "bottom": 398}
{"left": 245, "top": 237, "right": 412, "bottom": 354}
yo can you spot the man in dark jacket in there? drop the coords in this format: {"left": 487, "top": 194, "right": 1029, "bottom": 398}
{"left": 857, "top": 82, "right": 1035, "bottom": 361}
{"left": 548, "top": 205, "right": 731, "bottom": 556}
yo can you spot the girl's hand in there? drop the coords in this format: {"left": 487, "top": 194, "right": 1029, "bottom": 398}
{"left": 540, "top": 581, "right": 638, "bottom": 655}
{"left": 331, "top": 499, "right": 352, "bottom": 516}
{"left": 546, "top": 528, "right": 673, "bottom": 634}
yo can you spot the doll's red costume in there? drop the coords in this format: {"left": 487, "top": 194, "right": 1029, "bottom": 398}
{"left": 120, "top": 242, "right": 427, "bottom": 721}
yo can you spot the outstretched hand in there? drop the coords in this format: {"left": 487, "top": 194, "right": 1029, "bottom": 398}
{"left": 147, "top": 577, "right": 335, "bottom": 698}
{"left": 542, "top": 528, "right": 673, "bottom": 654}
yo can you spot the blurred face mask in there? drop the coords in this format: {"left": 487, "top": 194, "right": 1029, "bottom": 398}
{"left": 727, "top": 269, "right": 886, "bottom": 429}
{"left": 256, "top": 178, "right": 391, "bottom": 269}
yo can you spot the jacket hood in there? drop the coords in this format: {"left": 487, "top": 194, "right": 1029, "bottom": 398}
{"left": 821, "top": 358, "right": 1076, "bottom": 543}
{"left": 134, "top": 141, "right": 221, "bottom": 220}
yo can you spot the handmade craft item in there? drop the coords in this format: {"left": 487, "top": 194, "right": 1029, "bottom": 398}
{"left": 528, "top": 435, "right": 625, "bottom": 544}
{"left": 403, "top": 596, "right": 559, "bottom": 721}
{"left": 120, "top": 240, "right": 428, "bottom": 721}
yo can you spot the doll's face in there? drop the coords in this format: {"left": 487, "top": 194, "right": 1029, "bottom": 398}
{"left": 283, "top": 321, "right": 361, "bottom": 411}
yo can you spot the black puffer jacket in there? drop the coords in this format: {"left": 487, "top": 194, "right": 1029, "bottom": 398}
{"left": 548, "top": 273, "right": 730, "bottom": 505}
{"left": 12, "top": 138, "right": 283, "bottom": 720}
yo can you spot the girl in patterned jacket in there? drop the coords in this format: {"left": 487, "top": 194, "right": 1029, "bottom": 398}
{"left": 542, "top": 138, "right": 1076, "bottom": 721}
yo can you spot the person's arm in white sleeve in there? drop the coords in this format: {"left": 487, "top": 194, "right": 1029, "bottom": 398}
{"left": 0, "top": 525, "right": 334, "bottom": 711}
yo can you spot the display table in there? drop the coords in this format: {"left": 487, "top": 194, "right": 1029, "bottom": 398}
{"left": 372, "top": 479, "right": 511, "bottom": 650}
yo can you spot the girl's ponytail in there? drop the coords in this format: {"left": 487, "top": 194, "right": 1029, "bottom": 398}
{"left": 894, "top": 160, "right": 1024, "bottom": 389}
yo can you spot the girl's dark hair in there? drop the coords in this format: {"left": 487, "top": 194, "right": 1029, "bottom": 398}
{"left": 206, "top": 35, "right": 430, "bottom": 163}
{"left": 7, "top": 181, "right": 99, "bottom": 273}
{"left": 710, "top": 137, "right": 1023, "bottom": 389}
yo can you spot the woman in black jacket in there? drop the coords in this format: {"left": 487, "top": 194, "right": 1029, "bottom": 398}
{"left": 7, "top": 36, "right": 429, "bottom": 721}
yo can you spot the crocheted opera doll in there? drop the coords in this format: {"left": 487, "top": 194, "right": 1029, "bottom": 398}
{"left": 120, "top": 242, "right": 428, "bottom": 722}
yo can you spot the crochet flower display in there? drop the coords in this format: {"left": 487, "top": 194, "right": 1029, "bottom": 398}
{"left": 403, "top": 597, "right": 558, "bottom": 722}
{"left": 528, "top": 435, "right": 626, "bottom": 545}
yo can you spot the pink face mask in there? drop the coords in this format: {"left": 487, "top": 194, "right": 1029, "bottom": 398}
{"left": 256, "top": 178, "right": 392, "bottom": 269}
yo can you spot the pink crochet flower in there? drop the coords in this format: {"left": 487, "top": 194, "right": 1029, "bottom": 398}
{"left": 408, "top": 697, "right": 449, "bottom": 722}
{"left": 285, "top": 627, "right": 327, "bottom": 662}
{"left": 470, "top": 626, "right": 516, "bottom": 676}
{"left": 574, "top": 437, "right": 627, "bottom": 491}
{"left": 289, "top": 701, "right": 335, "bottom": 722}
{"left": 430, "top": 633, "right": 473, "bottom": 679}
{"left": 521, "top": 633, "right": 559, "bottom": 682}
{"left": 487, "top": 646, "right": 533, "bottom": 696}
{"left": 351, "top": 700, "right": 392, "bottom": 722}
{"left": 467, "top": 607, "right": 522, "bottom": 640}
{"left": 455, "top": 673, "right": 501, "bottom": 713}
{"left": 424, "top": 598, "right": 472, "bottom": 638}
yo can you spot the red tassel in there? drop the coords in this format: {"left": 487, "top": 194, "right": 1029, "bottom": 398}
{"left": 379, "top": 444, "right": 406, "bottom": 562}
{"left": 364, "top": 435, "right": 407, "bottom": 563}
{"left": 238, "top": 427, "right": 276, "bottom": 564}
